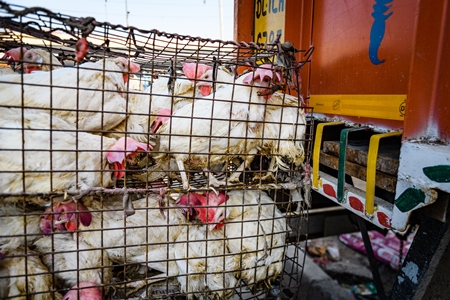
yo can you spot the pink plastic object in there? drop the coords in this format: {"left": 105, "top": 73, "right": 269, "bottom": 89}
{"left": 339, "top": 230, "right": 414, "bottom": 270}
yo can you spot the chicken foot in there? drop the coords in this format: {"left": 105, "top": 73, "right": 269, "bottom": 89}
{"left": 203, "top": 164, "right": 243, "bottom": 188}
{"left": 176, "top": 159, "right": 190, "bottom": 190}
{"left": 278, "top": 163, "right": 312, "bottom": 210}
{"left": 229, "top": 148, "right": 260, "bottom": 184}
{"left": 255, "top": 225, "right": 269, "bottom": 264}
{"left": 156, "top": 187, "right": 168, "bottom": 219}
{"left": 204, "top": 169, "right": 225, "bottom": 188}
{"left": 114, "top": 276, "right": 167, "bottom": 298}
{"left": 206, "top": 150, "right": 258, "bottom": 187}
{"left": 252, "top": 156, "right": 278, "bottom": 183}
{"left": 301, "top": 162, "right": 312, "bottom": 209}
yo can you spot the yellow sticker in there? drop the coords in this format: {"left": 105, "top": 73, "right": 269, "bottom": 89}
{"left": 254, "top": 0, "right": 286, "bottom": 44}
{"left": 310, "top": 94, "right": 407, "bottom": 121}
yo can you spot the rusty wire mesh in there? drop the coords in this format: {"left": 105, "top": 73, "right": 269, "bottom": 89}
{"left": 0, "top": 1, "right": 313, "bottom": 299}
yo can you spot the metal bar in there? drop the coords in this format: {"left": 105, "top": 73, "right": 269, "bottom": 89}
{"left": 312, "top": 122, "right": 344, "bottom": 189}
{"left": 357, "top": 216, "right": 387, "bottom": 300}
{"left": 365, "top": 131, "right": 402, "bottom": 215}
{"left": 0, "top": 3, "right": 314, "bottom": 299}
{"left": 337, "top": 127, "right": 367, "bottom": 202}
{"left": 308, "top": 205, "right": 347, "bottom": 214}
{"left": 390, "top": 204, "right": 450, "bottom": 299}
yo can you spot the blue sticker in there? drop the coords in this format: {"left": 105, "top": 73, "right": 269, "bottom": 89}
{"left": 369, "top": 0, "right": 393, "bottom": 65}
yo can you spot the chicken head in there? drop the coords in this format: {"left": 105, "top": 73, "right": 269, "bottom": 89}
{"left": 182, "top": 62, "right": 213, "bottom": 96}
{"left": 176, "top": 192, "right": 202, "bottom": 220}
{"left": 115, "top": 56, "right": 141, "bottom": 84}
{"left": 22, "top": 48, "right": 62, "bottom": 73}
{"left": 22, "top": 49, "right": 43, "bottom": 73}
{"left": 193, "top": 191, "right": 229, "bottom": 230}
{"left": 40, "top": 200, "right": 92, "bottom": 235}
{"left": 242, "top": 63, "right": 282, "bottom": 99}
{"left": 106, "top": 137, "right": 152, "bottom": 180}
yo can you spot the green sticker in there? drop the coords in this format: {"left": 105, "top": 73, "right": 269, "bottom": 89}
{"left": 423, "top": 165, "right": 450, "bottom": 183}
{"left": 395, "top": 188, "right": 426, "bottom": 212}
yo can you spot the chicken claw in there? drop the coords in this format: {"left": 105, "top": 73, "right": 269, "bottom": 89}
{"left": 253, "top": 171, "right": 277, "bottom": 183}
{"left": 301, "top": 162, "right": 312, "bottom": 209}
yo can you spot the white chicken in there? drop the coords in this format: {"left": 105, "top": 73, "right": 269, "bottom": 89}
{"left": 0, "top": 204, "right": 43, "bottom": 253}
{"left": 107, "top": 62, "right": 213, "bottom": 142}
{"left": 219, "top": 190, "right": 288, "bottom": 287}
{"left": 193, "top": 66, "right": 305, "bottom": 182}
{"left": 149, "top": 62, "right": 213, "bottom": 112}
{"left": 0, "top": 57, "right": 140, "bottom": 131}
{"left": 256, "top": 92, "right": 307, "bottom": 181}
{"left": 175, "top": 189, "right": 289, "bottom": 287}
{"left": 0, "top": 107, "right": 150, "bottom": 195}
{"left": 33, "top": 234, "right": 112, "bottom": 294}
{"left": 0, "top": 66, "right": 16, "bottom": 75}
{"left": 174, "top": 224, "right": 239, "bottom": 299}
{"left": 5, "top": 47, "right": 63, "bottom": 73}
{"left": 19, "top": 48, "right": 63, "bottom": 73}
{"left": 0, "top": 247, "right": 62, "bottom": 300}
{"left": 153, "top": 64, "right": 282, "bottom": 189}
{"left": 77, "top": 196, "right": 186, "bottom": 277}
{"left": 188, "top": 67, "right": 306, "bottom": 183}
{"left": 197, "top": 65, "right": 236, "bottom": 95}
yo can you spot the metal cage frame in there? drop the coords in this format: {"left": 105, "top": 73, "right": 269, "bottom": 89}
{"left": 0, "top": 2, "right": 313, "bottom": 299}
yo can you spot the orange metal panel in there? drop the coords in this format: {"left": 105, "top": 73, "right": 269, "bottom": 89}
{"left": 234, "top": 0, "right": 254, "bottom": 42}
{"left": 403, "top": 0, "right": 450, "bottom": 142}
{"left": 308, "top": 0, "right": 418, "bottom": 130}
{"left": 285, "top": 0, "right": 314, "bottom": 100}
{"left": 310, "top": 0, "right": 418, "bottom": 95}
{"left": 234, "top": 1, "right": 446, "bottom": 132}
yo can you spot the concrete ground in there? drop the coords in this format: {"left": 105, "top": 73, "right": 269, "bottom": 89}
{"left": 297, "top": 235, "right": 398, "bottom": 299}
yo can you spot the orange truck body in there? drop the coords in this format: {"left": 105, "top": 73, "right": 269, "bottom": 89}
{"left": 235, "top": 0, "right": 450, "bottom": 232}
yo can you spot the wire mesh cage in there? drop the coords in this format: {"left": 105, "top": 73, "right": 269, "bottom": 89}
{"left": 0, "top": 2, "right": 314, "bottom": 299}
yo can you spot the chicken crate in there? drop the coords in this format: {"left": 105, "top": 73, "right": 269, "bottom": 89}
{"left": 0, "top": 2, "right": 313, "bottom": 300}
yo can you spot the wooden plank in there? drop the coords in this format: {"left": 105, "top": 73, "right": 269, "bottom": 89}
{"left": 323, "top": 140, "right": 399, "bottom": 175}
{"left": 319, "top": 152, "right": 397, "bottom": 193}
